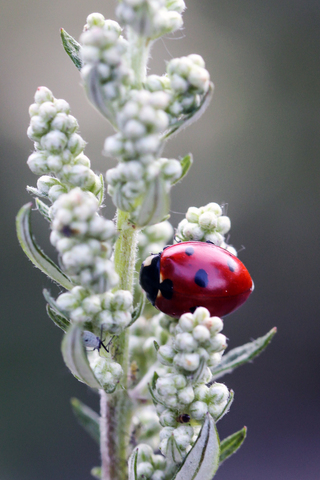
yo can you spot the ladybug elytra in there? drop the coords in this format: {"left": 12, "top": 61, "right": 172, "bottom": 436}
{"left": 139, "top": 241, "right": 254, "bottom": 318}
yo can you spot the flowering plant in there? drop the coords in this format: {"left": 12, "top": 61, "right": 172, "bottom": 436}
{"left": 16, "top": 2, "right": 276, "bottom": 479}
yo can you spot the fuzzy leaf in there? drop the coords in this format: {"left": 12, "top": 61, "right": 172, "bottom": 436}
{"left": 60, "top": 28, "right": 83, "bottom": 70}
{"left": 61, "top": 323, "right": 101, "bottom": 389}
{"left": 16, "top": 203, "right": 74, "bottom": 290}
{"left": 43, "top": 289, "right": 70, "bottom": 319}
{"left": 173, "top": 413, "right": 220, "bottom": 480}
{"left": 163, "top": 83, "right": 214, "bottom": 140}
{"left": 83, "top": 65, "right": 117, "bottom": 126}
{"left": 46, "top": 304, "right": 70, "bottom": 332}
{"left": 91, "top": 467, "right": 101, "bottom": 479}
{"left": 166, "top": 435, "right": 183, "bottom": 465}
{"left": 27, "top": 185, "right": 47, "bottom": 197}
{"left": 133, "top": 176, "right": 170, "bottom": 228}
{"left": 97, "top": 174, "right": 105, "bottom": 206}
{"left": 126, "top": 294, "right": 145, "bottom": 329}
{"left": 71, "top": 397, "right": 100, "bottom": 444}
{"left": 219, "top": 426, "right": 247, "bottom": 465}
{"left": 216, "top": 390, "right": 234, "bottom": 422}
{"left": 35, "top": 198, "right": 51, "bottom": 222}
{"left": 172, "top": 154, "right": 193, "bottom": 185}
{"left": 210, "top": 327, "right": 277, "bottom": 381}
{"left": 128, "top": 448, "right": 139, "bottom": 480}
{"left": 190, "top": 356, "right": 206, "bottom": 385}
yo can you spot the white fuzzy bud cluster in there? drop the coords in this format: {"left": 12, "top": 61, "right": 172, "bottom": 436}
{"left": 138, "top": 220, "right": 173, "bottom": 260}
{"left": 175, "top": 202, "right": 237, "bottom": 254}
{"left": 151, "top": 308, "right": 229, "bottom": 461}
{"left": 116, "top": 0, "right": 185, "bottom": 40}
{"left": 89, "top": 352, "right": 123, "bottom": 393}
{"left": 131, "top": 444, "right": 167, "bottom": 480}
{"left": 129, "top": 313, "right": 169, "bottom": 364}
{"left": 145, "top": 54, "right": 211, "bottom": 126}
{"left": 27, "top": 87, "right": 102, "bottom": 202}
{"left": 159, "top": 307, "right": 227, "bottom": 373}
{"left": 105, "top": 90, "right": 182, "bottom": 215}
{"left": 56, "top": 286, "right": 133, "bottom": 334}
{"left": 50, "top": 188, "right": 119, "bottom": 293}
{"left": 80, "top": 14, "right": 133, "bottom": 104}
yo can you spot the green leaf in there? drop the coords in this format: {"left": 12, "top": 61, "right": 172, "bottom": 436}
{"left": 132, "top": 176, "right": 170, "bottom": 228}
{"left": 172, "top": 154, "right": 193, "bottom": 185}
{"left": 71, "top": 397, "right": 100, "bottom": 445}
{"left": 210, "top": 327, "right": 277, "bottom": 381}
{"left": 162, "top": 83, "right": 214, "bottom": 140}
{"left": 126, "top": 294, "right": 145, "bottom": 329}
{"left": 83, "top": 65, "right": 117, "bottom": 125}
{"left": 190, "top": 356, "right": 206, "bottom": 385}
{"left": 35, "top": 198, "right": 51, "bottom": 221}
{"left": 61, "top": 323, "right": 101, "bottom": 389}
{"left": 97, "top": 174, "right": 105, "bottom": 206}
{"left": 60, "top": 28, "right": 83, "bottom": 70}
{"left": 166, "top": 436, "right": 183, "bottom": 465}
{"left": 16, "top": 203, "right": 74, "bottom": 290}
{"left": 128, "top": 448, "right": 139, "bottom": 480}
{"left": 215, "top": 390, "right": 234, "bottom": 422}
{"left": 91, "top": 467, "right": 101, "bottom": 479}
{"left": 27, "top": 185, "right": 47, "bottom": 197}
{"left": 173, "top": 413, "right": 220, "bottom": 480}
{"left": 219, "top": 426, "right": 247, "bottom": 465}
{"left": 46, "top": 304, "right": 70, "bottom": 332}
{"left": 43, "top": 289, "right": 70, "bottom": 318}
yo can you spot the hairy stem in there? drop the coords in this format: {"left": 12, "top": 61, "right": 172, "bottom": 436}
{"left": 100, "top": 210, "right": 138, "bottom": 480}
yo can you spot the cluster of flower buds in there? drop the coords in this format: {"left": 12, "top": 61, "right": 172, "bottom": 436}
{"left": 130, "top": 443, "right": 167, "bottom": 480}
{"left": 80, "top": 13, "right": 133, "bottom": 120}
{"left": 158, "top": 307, "right": 227, "bottom": 373}
{"left": 27, "top": 87, "right": 102, "bottom": 202}
{"left": 145, "top": 54, "right": 211, "bottom": 128}
{"left": 175, "top": 202, "right": 236, "bottom": 254}
{"left": 150, "top": 307, "right": 230, "bottom": 461}
{"left": 50, "top": 188, "right": 119, "bottom": 293}
{"left": 105, "top": 90, "right": 182, "bottom": 223}
{"left": 129, "top": 313, "right": 169, "bottom": 366}
{"left": 57, "top": 286, "right": 133, "bottom": 334}
{"left": 137, "top": 220, "right": 173, "bottom": 262}
{"left": 116, "top": 0, "right": 186, "bottom": 40}
{"left": 89, "top": 353, "right": 124, "bottom": 393}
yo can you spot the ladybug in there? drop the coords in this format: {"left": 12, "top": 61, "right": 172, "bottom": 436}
{"left": 139, "top": 241, "right": 254, "bottom": 318}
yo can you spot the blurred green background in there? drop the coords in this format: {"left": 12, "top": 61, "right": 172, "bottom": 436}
{"left": 1, "top": 0, "right": 319, "bottom": 479}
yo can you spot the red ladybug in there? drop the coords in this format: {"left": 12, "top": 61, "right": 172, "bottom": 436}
{"left": 139, "top": 241, "right": 254, "bottom": 318}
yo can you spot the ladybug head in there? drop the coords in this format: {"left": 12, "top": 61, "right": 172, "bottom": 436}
{"left": 139, "top": 254, "right": 160, "bottom": 305}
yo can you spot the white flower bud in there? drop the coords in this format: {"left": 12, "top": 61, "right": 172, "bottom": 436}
{"left": 41, "top": 131, "right": 68, "bottom": 154}
{"left": 135, "top": 134, "right": 160, "bottom": 154}
{"left": 37, "top": 175, "right": 59, "bottom": 194}
{"left": 182, "top": 223, "right": 203, "bottom": 241}
{"left": 177, "top": 386, "right": 194, "bottom": 405}
{"left": 174, "top": 332, "right": 197, "bottom": 352}
{"left": 151, "top": 471, "right": 165, "bottom": 480}
{"left": 216, "top": 215, "right": 231, "bottom": 234}
{"left": 192, "top": 325, "right": 210, "bottom": 343}
{"left": 210, "top": 333, "right": 227, "bottom": 352}
{"left": 82, "top": 295, "right": 101, "bottom": 315}
{"left": 194, "top": 384, "right": 209, "bottom": 402}
{"left": 193, "top": 307, "right": 210, "bottom": 325}
{"left": 159, "top": 426, "right": 174, "bottom": 441}
{"left": 47, "top": 155, "right": 63, "bottom": 172}
{"left": 170, "top": 74, "right": 189, "bottom": 93}
{"left": 208, "top": 352, "right": 223, "bottom": 368}
{"left": 162, "top": 159, "right": 182, "bottom": 181}
{"left": 137, "top": 462, "right": 153, "bottom": 479}
{"left": 29, "top": 103, "right": 40, "bottom": 117}
{"left": 104, "top": 135, "right": 123, "bottom": 156}
{"left": 34, "top": 86, "right": 54, "bottom": 104}
{"left": 189, "top": 401, "right": 208, "bottom": 420}
{"left": 27, "top": 152, "right": 48, "bottom": 175}
{"left": 198, "top": 211, "right": 217, "bottom": 230}
{"left": 54, "top": 99, "right": 70, "bottom": 114}
{"left": 208, "top": 403, "right": 226, "bottom": 418}
{"left": 158, "top": 345, "right": 175, "bottom": 366}
{"left": 208, "top": 383, "right": 229, "bottom": 404}
{"left": 156, "top": 376, "right": 176, "bottom": 396}
{"left": 30, "top": 115, "right": 48, "bottom": 136}
{"left": 202, "top": 316, "right": 223, "bottom": 334}
{"left": 123, "top": 119, "right": 146, "bottom": 139}
{"left": 86, "top": 12, "right": 105, "bottom": 28}
{"left": 74, "top": 153, "right": 91, "bottom": 168}
{"left": 203, "top": 202, "right": 222, "bottom": 216}
{"left": 179, "top": 313, "right": 194, "bottom": 332}
{"left": 188, "top": 54, "right": 205, "bottom": 68}
{"left": 188, "top": 66, "right": 210, "bottom": 92}
{"left": 48, "top": 184, "right": 67, "bottom": 202}
{"left": 136, "top": 443, "right": 153, "bottom": 462}
{"left": 56, "top": 292, "right": 79, "bottom": 311}
{"left": 159, "top": 409, "right": 177, "bottom": 427}
{"left": 174, "top": 352, "right": 200, "bottom": 372}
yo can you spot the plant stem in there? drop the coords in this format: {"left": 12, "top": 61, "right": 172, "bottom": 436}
{"left": 100, "top": 209, "right": 138, "bottom": 480}
{"left": 127, "top": 28, "right": 150, "bottom": 88}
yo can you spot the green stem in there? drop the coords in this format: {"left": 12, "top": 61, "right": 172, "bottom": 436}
{"left": 100, "top": 210, "right": 138, "bottom": 480}
{"left": 127, "top": 28, "right": 151, "bottom": 87}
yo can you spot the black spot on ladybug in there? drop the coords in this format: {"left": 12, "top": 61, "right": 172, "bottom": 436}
{"left": 227, "top": 258, "right": 237, "bottom": 273}
{"left": 194, "top": 269, "right": 208, "bottom": 288}
{"left": 159, "top": 278, "right": 174, "bottom": 300}
{"left": 139, "top": 255, "right": 160, "bottom": 305}
{"left": 185, "top": 246, "right": 194, "bottom": 256}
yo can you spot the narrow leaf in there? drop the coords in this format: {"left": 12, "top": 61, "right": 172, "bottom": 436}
{"left": 27, "top": 185, "right": 47, "bottom": 197}
{"left": 126, "top": 294, "right": 145, "bottom": 329}
{"left": 215, "top": 390, "right": 234, "bottom": 422}
{"left": 219, "top": 426, "right": 247, "bottom": 465}
{"left": 43, "top": 289, "right": 70, "bottom": 319}
{"left": 91, "top": 467, "right": 101, "bottom": 479}
{"left": 61, "top": 323, "right": 101, "bottom": 389}
{"left": 35, "top": 198, "right": 51, "bottom": 222}
{"left": 133, "top": 176, "right": 170, "bottom": 228}
{"left": 60, "top": 28, "right": 83, "bottom": 70}
{"left": 16, "top": 203, "right": 74, "bottom": 290}
{"left": 166, "top": 436, "right": 183, "bottom": 465}
{"left": 97, "top": 174, "right": 105, "bottom": 206}
{"left": 128, "top": 448, "right": 139, "bottom": 480}
{"left": 190, "top": 356, "right": 206, "bottom": 385}
{"left": 46, "top": 304, "right": 70, "bottom": 332}
{"left": 210, "top": 327, "right": 277, "bottom": 381}
{"left": 173, "top": 414, "right": 220, "bottom": 480}
{"left": 71, "top": 397, "right": 100, "bottom": 445}
{"left": 84, "top": 65, "right": 117, "bottom": 125}
{"left": 172, "top": 154, "right": 193, "bottom": 185}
